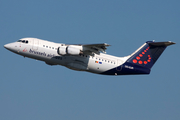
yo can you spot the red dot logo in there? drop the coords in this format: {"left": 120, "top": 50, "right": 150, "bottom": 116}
{"left": 133, "top": 59, "right": 137, "bottom": 63}
{"left": 136, "top": 56, "right": 140, "bottom": 60}
{"left": 139, "top": 61, "right": 143, "bottom": 64}
{"left": 132, "top": 46, "right": 151, "bottom": 65}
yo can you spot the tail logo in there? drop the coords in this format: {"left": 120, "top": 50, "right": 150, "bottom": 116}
{"left": 132, "top": 46, "right": 151, "bottom": 65}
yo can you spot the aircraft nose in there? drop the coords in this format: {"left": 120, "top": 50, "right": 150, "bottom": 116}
{"left": 4, "top": 43, "right": 11, "bottom": 50}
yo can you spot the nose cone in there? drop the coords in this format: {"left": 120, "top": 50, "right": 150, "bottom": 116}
{"left": 4, "top": 43, "right": 11, "bottom": 50}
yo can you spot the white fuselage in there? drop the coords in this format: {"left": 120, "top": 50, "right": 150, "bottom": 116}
{"left": 4, "top": 38, "right": 130, "bottom": 75}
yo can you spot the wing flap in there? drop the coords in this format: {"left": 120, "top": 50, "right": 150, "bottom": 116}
{"left": 82, "top": 43, "right": 110, "bottom": 54}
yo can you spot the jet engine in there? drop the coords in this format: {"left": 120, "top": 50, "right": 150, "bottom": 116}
{"left": 57, "top": 46, "right": 66, "bottom": 55}
{"left": 57, "top": 45, "right": 81, "bottom": 55}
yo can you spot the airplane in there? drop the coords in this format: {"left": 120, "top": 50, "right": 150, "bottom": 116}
{"left": 4, "top": 37, "right": 175, "bottom": 75}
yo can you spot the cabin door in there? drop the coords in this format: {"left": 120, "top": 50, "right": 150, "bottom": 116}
{"left": 32, "top": 39, "right": 39, "bottom": 50}
{"left": 116, "top": 59, "right": 123, "bottom": 71}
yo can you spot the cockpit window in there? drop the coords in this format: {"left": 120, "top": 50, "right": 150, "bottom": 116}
{"left": 17, "top": 40, "right": 22, "bottom": 42}
{"left": 17, "top": 40, "right": 28, "bottom": 44}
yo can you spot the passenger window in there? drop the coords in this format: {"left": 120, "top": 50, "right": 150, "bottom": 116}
{"left": 43, "top": 45, "right": 45, "bottom": 47}
{"left": 52, "top": 47, "right": 54, "bottom": 49}
{"left": 49, "top": 46, "right": 51, "bottom": 49}
{"left": 46, "top": 46, "right": 48, "bottom": 48}
{"left": 26, "top": 41, "right": 28, "bottom": 43}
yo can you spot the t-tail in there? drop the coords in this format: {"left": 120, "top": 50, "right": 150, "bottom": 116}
{"left": 123, "top": 41, "right": 175, "bottom": 75}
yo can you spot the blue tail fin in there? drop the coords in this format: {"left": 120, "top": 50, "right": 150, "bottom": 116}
{"left": 126, "top": 41, "right": 175, "bottom": 69}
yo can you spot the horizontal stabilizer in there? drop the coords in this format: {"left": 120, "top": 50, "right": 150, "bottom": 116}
{"left": 148, "top": 41, "right": 176, "bottom": 47}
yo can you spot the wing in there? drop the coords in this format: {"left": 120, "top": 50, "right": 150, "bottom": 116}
{"left": 82, "top": 43, "right": 110, "bottom": 54}
{"left": 57, "top": 43, "right": 110, "bottom": 56}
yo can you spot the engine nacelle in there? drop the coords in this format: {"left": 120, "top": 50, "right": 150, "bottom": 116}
{"left": 57, "top": 45, "right": 81, "bottom": 55}
{"left": 57, "top": 46, "right": 67, "bottom": 55}
{"left": 66, "top": 46, "right": 81, "bottom": 55}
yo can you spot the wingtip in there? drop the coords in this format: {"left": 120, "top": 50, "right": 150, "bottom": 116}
{"left": 104, "top": 43, "right": 111, "bottom": 46}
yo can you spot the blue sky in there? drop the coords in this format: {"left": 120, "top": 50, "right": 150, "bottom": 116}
{"left": 0, "top": 0, "right": 180, "bottom": 120}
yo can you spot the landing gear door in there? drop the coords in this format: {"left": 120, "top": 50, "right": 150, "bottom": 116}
{"left": 32, "top": 39, "right": 39, "bottom": 50}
